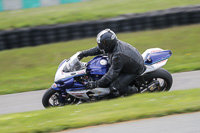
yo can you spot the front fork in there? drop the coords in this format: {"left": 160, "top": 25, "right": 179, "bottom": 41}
{"left": 51, "top": 83, "right": 81, "bottom": 105}
{"left": 51, "top": 83, "right": 68, "bottom": 104}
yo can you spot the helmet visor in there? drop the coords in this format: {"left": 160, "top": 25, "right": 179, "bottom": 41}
{"left": 98, "top": 42, "right": 104, "bottom": 50}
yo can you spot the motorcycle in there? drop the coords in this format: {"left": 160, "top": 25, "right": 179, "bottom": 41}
{"left": 42, "top": 48, "right": 172, "bottom": 108}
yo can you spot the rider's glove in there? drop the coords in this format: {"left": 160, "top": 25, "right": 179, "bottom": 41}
{"left": 85, "top": 81, "right": 98, "bottom": 89}
{"left": 78, "top": 52, "right": 84, "bottom": 61}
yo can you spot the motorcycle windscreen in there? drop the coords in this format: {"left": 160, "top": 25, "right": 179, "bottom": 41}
{"left": 144, "top": 50, "right": 172, "bottom": 65}
{"left": 64, "top": 52, "right": 85, "bottom": 72}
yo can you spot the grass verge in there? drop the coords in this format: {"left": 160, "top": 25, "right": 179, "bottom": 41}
{"left": 0, "top": 24, "right": 200, "bottom": 95}
{"left": 0, "top": 88, "right": 200, "bottom": 133}
{"left": 0, "top": 0, "right": 200, "bottom": 30}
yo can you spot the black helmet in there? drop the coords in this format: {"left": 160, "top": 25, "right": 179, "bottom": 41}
{"left": 97, "top": 29, "right": 117, "bottom": 53}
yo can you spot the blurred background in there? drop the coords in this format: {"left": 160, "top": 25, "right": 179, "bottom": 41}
{"left": 0, "top": 0, "right": 87, "bottom": 11}
{"left": 0, "top": 1, "right": 200, "bottom": 132}
{"left": 0, "top": 0, "right": 199, "bottom": 94}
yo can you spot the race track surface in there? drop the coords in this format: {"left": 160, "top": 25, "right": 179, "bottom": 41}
{"left": 0, "top": 70, "right": 200, "bottom": 115}
{"left": 61, "top": 112, "right": 200, "bottom": 133}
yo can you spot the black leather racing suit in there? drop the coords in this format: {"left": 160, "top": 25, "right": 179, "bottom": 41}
{"left": 81, "top": 40, "right": 146, "bottom": 94}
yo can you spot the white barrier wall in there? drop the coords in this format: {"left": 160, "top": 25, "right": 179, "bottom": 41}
{"left": 3, "top": 0, "right": 21, "bottom": 10}
{"left": 41, "top": 0, "right": 60, "bottom": 7}
{"left": 0, "top": 0, "right": 85, "bottom": 11}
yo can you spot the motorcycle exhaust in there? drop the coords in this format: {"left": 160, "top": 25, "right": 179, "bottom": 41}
{"left": 148, "top": 80, "right": 160, "bottom": 92}
{"left": 141, "top": 80, "right": 160, "bottom": 93}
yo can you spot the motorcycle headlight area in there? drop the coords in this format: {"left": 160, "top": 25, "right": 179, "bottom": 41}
{"left": 51, "top": 83, "right": 58, "bottom": 88}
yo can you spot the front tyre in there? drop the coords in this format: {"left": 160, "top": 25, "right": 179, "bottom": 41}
{"left": 42, "top": 88, "right": 79, "bottom": 108}
{"left": 42, "top": 88, "right": 62, "bottom": 108}
{"left": 144, "top": 68, "right": 173, "bottom": 91}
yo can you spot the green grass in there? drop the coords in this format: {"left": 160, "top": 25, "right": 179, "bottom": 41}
{"left": 0, "top": 88, "right": 200, "bottom": 133}
{"left": 0, "top": 24, "right": 200, "bottom": 95}
{"left": 0, "top": 0, "right": 200, "bottom": 30}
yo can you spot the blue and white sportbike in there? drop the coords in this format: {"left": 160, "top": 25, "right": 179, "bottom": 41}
{"left": 42, "top": 48, "right": 172, "bottom": 108}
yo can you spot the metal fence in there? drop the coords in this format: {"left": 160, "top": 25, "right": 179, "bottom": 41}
{"left": 0, "top": 5, "right": 200, "bottom": 50}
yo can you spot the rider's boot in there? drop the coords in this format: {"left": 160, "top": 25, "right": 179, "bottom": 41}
{"left": 126, "top": 86, "right": 138, "bottom": 96}
{"left": 110, "top": 87, "right": 120, "bottom": 97}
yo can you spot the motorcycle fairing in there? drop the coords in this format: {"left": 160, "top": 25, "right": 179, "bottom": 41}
{"left": 57, "top": 59, "right": 67, "bottom": 71}
{"left": 52, "top": 78, "right": 75, "bottom": 90}
{"left": 55, "top": 52, "right": 86, "bottom": 82}
{"left": 56, "top": 71, "right": 85, "bottom": 83}
{"left": 86, "top": 56, "right": 110, "bottom": 80}
{"left": 144, "top": 50, "right": 172, "bottom": 65}
{"left": 66, "top": 87, "right": 110, "bottom": 100}
{"left": 142, "top": 48, "right": 172, "bottom": 74}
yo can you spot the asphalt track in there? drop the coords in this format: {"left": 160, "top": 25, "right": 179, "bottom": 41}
{"left": 61, "top": 112, "right": 200, "bottom": 133}
{"left": 0, "top": 70, "right": 200, "bottom": 115}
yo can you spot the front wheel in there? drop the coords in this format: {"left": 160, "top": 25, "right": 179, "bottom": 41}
{"left": 144, "top": 68, "right": 173, "bottom": 92}
{"left": 42, "top": 88, "right": 78, "bottom": 108}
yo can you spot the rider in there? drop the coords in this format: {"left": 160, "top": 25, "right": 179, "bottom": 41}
{"left": 78, "top": 29, "right": 146, "bottom": 96}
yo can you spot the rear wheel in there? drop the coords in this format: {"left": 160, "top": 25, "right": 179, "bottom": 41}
{"left": 144, "top": 68, "right": 173, "bottom": 91}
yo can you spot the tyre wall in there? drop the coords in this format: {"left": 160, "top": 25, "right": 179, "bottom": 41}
{"left": 0, "top": 5, "right": 200, "bottom": 50}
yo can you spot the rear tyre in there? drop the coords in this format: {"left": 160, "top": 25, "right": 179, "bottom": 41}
{"left": 144, "top": 68, "right": 173, "bottom": 91}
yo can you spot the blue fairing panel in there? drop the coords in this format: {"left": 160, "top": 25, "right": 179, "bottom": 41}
{"left": 144, "top": 50, "right": 172, "bottom": 65}
{"left": 72, "top": 82, "right": 84, "bottom": 88}
{"left": 66, "top": 82, "right": 85, "bottom": 91}
{"left": 54, "top": 78, "right": 75, "bottom": 89}
{"left": 86, "top": 56, "right": 110, "bottom": 75}
{"left": 66, "top": 87, "right": 85, "bottom": 91}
